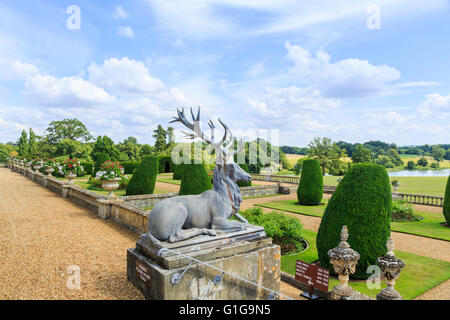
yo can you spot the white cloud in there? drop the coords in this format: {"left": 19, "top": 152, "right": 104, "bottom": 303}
{"left": 284, "top": 42, "right": 401, "bottom": 97}
{"left": 418, "top": 93, "right": 450, "bottom": 117}
{"left": 88, "top": 57, "right": 165, "bottom": 93}
{"left": 117, "top": 26, "right": 135, "bottom": 38}
{"left": 113, "top": 5, "right": 130, "bottom": 19}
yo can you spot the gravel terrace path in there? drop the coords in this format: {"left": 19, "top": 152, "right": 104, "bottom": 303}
{"left": 0, "top": 168, "right": 144, "bottom": 300}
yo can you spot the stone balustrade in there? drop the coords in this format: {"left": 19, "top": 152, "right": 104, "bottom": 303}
{"left": 398, "top": 193, "right": 444, "bottom": 207}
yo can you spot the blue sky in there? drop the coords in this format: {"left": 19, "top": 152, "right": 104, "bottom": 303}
{"left": 0, "top": 0, "right": 449, "bottom": 147}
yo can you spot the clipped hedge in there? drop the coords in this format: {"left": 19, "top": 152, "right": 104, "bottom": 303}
{"left": 173, "top": 163, "right": 186, "bottom": 180}
{"left": 316, "top": 163, "right": 391, "bottom": 280}
{"left": 120, "top": 161, "right": 140, "bottom": 175}
{"left": 158, "top": 156, "right": 175, "bottom": 173}
{"left": 297, "top": 159, "right": 323, "bottom": 205}
{"left": 125, "top": 156, "right": 158, "bottom": 196}
{"left": 93, "top": 153, "right": 111, "bottom": 176}
{"left": 237, "top": 163, "right": 252, "bottom": 187}
{"left": 178, "top": 163, "right": 212, "bottom": 195}
{"left": 444, "top": 175, "right": 450, "bottom": 226}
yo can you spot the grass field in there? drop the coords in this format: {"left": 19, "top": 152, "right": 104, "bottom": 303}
{"left": 281, "top": 229, "right": 450, "bottom": 300}
{"left": 256, "top": 200, "right": 450, "bottom": 241}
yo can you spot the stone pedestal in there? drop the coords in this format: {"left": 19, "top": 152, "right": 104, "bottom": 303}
{"left": 127, "top": 225, "right": 281, "bottom": 300}
{"left": 97, "top": 198, "right": 124, "bottom": 219}
{"left": 377, "top": 237, "right": 404, "bottom": 300}
{"left": 62, "top": 185, "right": 71, "bottom": 198}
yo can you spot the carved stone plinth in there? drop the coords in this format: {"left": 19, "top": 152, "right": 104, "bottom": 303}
{"left": 377, "top": 237, "right": 404, "bottom": 300}
{"left": 127, "top": 225, "right": 281, "bottom": 300}
{"left": 327, "top": 225, "right": 360, "bottom": 300}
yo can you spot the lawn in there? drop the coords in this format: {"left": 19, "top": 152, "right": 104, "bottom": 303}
{"left": 256, "top": 200, "right": 450, "bottom": 241}
{"left": 281, "top": 229, "right": 450, "bottom": 300}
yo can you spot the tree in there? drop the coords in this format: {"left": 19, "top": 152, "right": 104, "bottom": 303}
{"left": 166, "top": 127, "right": 175, "bottom": 152}
{"left": 45, "top": 119, "right": 93, "bottom": 143}
{"left": 387, "top": 148, "right": 403, "bottom": 166}
{"left": 140, "top": 144, "right": 154, "bottom": 157}
{"left": 153, "top": 125, "right": 167, "bottom": 155}
{"left": 417, "top": 157, "right": 428, "bottom": 167}
{"left": 444, "top": 175, "right": 450, "bottom": 226}
{"left": 28, "top": 128, "right": 39, "bottom": 157}
{"left": 431, "top": 145, "right": 446, "bottom": 162}
{"left": 91, "top": 136, "right": 120, "bottom": 162}
{"left": 407, "top": 160, "right": 416, "bottom": 170}
{"left": 126, "top": 156, "right": 159, "bottom": 195}
{"left": 351, "top": 145, "right": 371, "bottom": 163}
{"left": 307, "top": 137, "right": 345, "bottom": 175}
{"left": 18, "top": 130, "right": 29, "bottom": 156}
{"left": 55, "top": 139, "right": 93, "bottom": 160}
{"left": 118, "top": 137, "right": 141, "bottom": 161}
{"left": 316, "top": 164, "right": 391, "bottom": 279}
{"left": 93, "top": 152, "right": 111, "bottom": 176}
{"left": 297, "top": 159, "right": 323, "bottom": 205}
{"left": 376, "top": 155, "right": 395, "bottom": 168}
{"left": 293, "top": 158, "right": 305, "bottom": 175}
{"left": 444, "top": 150, "right": 450, "bottom": 161}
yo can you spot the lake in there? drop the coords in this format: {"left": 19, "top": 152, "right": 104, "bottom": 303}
{"left": 388, "top": 169, "right": 450, "bottom": 177}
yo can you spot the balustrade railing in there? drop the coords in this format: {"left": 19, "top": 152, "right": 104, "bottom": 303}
{"left": 398, "top": 193, "right": 444, "bottom": 207}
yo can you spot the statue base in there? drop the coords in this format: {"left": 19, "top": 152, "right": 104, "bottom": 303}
{"left": 127, "top": 225, "right": 281, "bottom": 300}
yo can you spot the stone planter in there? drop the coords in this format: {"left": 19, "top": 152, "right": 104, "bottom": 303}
{"left": 101, "top": 178, "right": 121, "bottom": 198}
{"left": 65, "top": 172, "right": 77, "bottom": 184}
{"left": 45, "top": 167, "right": 55, "bottom": 177}
{"left": 377, "top": 237, "right": 405, "bottom": 300}
{"left": 33, "top": 165, "right": 42, "bottom": 173}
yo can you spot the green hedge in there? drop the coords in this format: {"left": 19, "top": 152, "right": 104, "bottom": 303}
{"left": 316, "top": 163, "right": 391, "bottom": 280}
{"left": 93, "top": 153, "right": 111, "bottom": 176}
{"left": 120, "top": 161, "right": 140, "bottom": 175}
{"left": 178, "top": 164, "right": 212, "bottom": 195}
{"left": 173, "top": 163, "right": 186, "bottom": 180}
{"left": 297, "top": 159, "right": 323, "bottom": 205}
{"left": 158, "top": 156, "right": 175, "bottom": 173}
{"left": 125, "top": 156, "right": 158, "bottom": 196}
{"left": 444, "top": 175, "right": 450, "bottom": 226}
{"left": 237, "top": 163, "right": 252, "bottom": 187}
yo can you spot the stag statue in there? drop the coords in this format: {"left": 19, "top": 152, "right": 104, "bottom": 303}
{"left": 146, "top": 107, "right": 251, "bottom": 244}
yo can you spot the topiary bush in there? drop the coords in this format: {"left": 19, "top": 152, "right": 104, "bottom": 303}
{"left": 316, "top": 163, "right": 391, "bottom": 280}
{"left": 93, "top": 152, "right": 110, "bottom": 176}
{"left": 158, "top": 156, "right": 175, "bottom": 173}
{"left": 120, "top": 161, "right": 140, "bottom": 174}
{"left": 178, "top": 163, "right": 212, "bottom": 195}
{"left": 173, "top": 163, "right": 186, "bottom": 180}
{"left": 125, "top": 156, "right": 158, "bottom": 196}
{"left": 237, "top": 163, "right": 252, "bottom": 187}
{"left": 297, "top": 159, "right": 323, "bottom": 205}
{"left": 444, "top": 175, "right": 450, "bottom": 226}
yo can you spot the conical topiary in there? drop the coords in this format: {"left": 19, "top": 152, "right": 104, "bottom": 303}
{"left": 316, "top": 163, "right": 391, "bottom": 279}
{"left": 444, "top": 175, "right": 450, "bottom": 226}
{"left": 297, "top": 159, "right": 323, "bottom": 205}
{"left": 93, "top": 152, "right": 111, "bottom": 176}
{"left": 178, "top": 163, "right": 212, "bottom": 195}
{"left": 125, "top": 156, "right": 158, "bottom": 195}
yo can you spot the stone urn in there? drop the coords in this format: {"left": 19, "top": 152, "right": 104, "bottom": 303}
{"left": 25, "top": 162, "right": 32, "bottom": 171}
{"left": 101, "top": 178, "right": 121, "bottom": 198}
{"left": 65, "top": 172, "right": 77, "bottom": 184}
{"left": 45, "top": 167, "right": 55, "bottom": 177}
{"left": 33, "top": 164, "right": 42, "bottom": 173}
{"left": 377, "top": 237, "right": 405, "bottom": 300}
{"left": 327, "top": 225, "right": 360, "bottom": 300}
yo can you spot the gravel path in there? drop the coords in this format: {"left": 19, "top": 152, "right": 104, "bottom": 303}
{"left": 0, "top": 169, "right": 144, "bottom": 300}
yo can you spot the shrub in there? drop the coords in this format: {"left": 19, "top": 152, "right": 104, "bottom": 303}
{"left": 158, "top": 156, "right": 175, "bottom": 173}
{"left": 444, "top": 175, "right": 450, "bottom": 226}
{"left": 431, "top": 162, "right": 440, "bottom": 169}
{"left": 316, "top": 163, "right": 391, "bottom": 280}
{"left": 126, "top": 156, "right": 158, "bottom": 196}
{"left": 173, "top": 163, "right": 186, "bottom": 180}
{"left": 240, "top": 208, "right": 303, "bottom": 254}
{"left": 328, "top": 159, "right": 348, "bottom": 176}
{"left": 178, "top": 163, "right": 212, "bottom": 195}
{"left": 93, "top": 152, "right": 111, "bottom": 176}
{"left": 391, "top": 199, "right": 422, "bottom": 222}
{"left": 297, "top": 159, "right": 323, "bottom": 205}
{"left": 237, "top": 163, "right": 252, "bottom": 187}
{"left": 120, "top": 161, "right": 140, "bottom": 174}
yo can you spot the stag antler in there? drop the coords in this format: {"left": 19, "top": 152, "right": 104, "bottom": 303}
{"left": 170, "top": 107, "right": 228, "bottom": 150}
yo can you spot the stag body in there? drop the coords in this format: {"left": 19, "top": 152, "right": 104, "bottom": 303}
{"left": 146, "top": 108, "right": 250, "bottom": 244}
